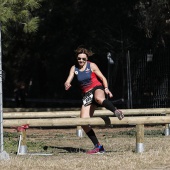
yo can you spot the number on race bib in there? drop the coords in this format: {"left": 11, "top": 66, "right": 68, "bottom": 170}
{"left": 82, "top": 92, "right": 93, "bottom": 106}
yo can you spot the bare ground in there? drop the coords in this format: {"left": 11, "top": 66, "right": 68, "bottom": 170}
{"left": 1, "top": 125, "right": 170, "bottom": 170}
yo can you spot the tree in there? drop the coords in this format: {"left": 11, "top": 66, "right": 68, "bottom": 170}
{"left": 0, "top": 0, "right": 43, "bottom": 98}
{"left": 0, "top": 0, "right": 42, "bottom": 33}
{"left": 134, "top": 0, "right": 170, "bottom": 47}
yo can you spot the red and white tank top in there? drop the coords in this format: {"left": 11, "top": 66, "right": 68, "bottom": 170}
{"left": 74, "top": 61, "right": 102, "bottom": 93}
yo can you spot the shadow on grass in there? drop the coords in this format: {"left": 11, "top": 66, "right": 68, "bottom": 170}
{"left": 43, "top": 145, "right": 86, "bottom": 153}
{"left": 43, "top": 145, "right": 121, "bottom": 154}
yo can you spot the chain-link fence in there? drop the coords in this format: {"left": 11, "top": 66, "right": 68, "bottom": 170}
{"left": 130, "top": 48, "right": 170, "bottom": 108}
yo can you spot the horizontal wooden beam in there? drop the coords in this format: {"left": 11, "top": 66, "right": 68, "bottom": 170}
{"left": 3, "top": 116, "right": 170, "bottom": 127}
{"left": 3, "top": 108, "right": 169, "bottom": 119}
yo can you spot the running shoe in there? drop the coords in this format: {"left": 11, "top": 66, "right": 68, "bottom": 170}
{"left": 86, "top": 144, "right": 105, "bottom": 154}
{"left": 114, "top": 109, "right": 124, "bottom": 120}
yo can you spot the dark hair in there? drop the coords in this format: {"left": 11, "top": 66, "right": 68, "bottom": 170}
{"left": 75, "top": 46, "right": 94, "bottom": 57}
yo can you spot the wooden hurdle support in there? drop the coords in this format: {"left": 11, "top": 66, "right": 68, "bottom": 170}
{"left": 3, "top": 116, "right": 170, "bottom": 153}
{"left": 15, "top": 124, "right": 29, "bottom": 155}
{"left": 3, "top": 108, "right": 170, "bottom": 137}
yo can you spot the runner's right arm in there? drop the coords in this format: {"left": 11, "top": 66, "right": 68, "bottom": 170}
{"left": 64, "top": 66, "right": 75, "bottom": 90}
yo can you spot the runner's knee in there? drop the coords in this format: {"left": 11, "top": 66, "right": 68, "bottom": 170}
{"left": 94, "top": 97, "right": 104, "bottom": 105}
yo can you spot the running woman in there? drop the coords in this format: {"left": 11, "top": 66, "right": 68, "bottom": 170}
{"left": 64, "top": 46, "right": 124, "bottom": 154}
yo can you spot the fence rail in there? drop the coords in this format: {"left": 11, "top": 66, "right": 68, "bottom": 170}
{"left": 3, "top": 116, "right": 170, "bottom": 127}
{"left": 3, "top": 108, "right": 170, "bottom": 119}
{"left": 3, "top": 108, "right": 170, "bottom": 153}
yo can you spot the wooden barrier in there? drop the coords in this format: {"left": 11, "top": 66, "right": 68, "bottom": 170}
{"left": 3, "top": 116, "right": 170, "bottom": 153}
{"left": 3, "top": 108, "right": 170, "bottom": 153}
{"left": 3, "top": 108, "right": 170, "bottom": 119}
{"left": 3, "top": 116, "right": 170, "bottom": 127}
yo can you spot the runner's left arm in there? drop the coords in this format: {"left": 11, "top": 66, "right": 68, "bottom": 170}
{"left": 90, "top": 63, "right": 113, "bottom": 98}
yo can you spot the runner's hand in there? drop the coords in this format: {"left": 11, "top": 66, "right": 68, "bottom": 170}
{"left": 64, "top": 82, "right": 71, "bottom": 90}
{"left": 104, "top": 88, "right": 113, "bottom": 98}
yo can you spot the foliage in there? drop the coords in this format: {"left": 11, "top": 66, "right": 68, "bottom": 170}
{"left": 0, "top": 0, "right": 169, "bottom": 105}
{"left": 0, "top": 0, "right": 42, "bottom": 33}
{"left": 134, "top": 0, "right": 170, "bottom": 46}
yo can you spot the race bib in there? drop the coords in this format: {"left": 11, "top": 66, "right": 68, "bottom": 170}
{"left": 82, "top": 92, "right": 93, "bottom": 106}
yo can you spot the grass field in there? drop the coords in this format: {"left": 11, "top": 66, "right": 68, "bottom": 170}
{"left": 1, "top": 125, "right": 170, "bottom": 170}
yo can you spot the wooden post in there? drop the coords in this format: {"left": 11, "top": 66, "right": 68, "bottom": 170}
{"left": 165, "top": 113, "right": 170, "bottom": 136}
{"left": 136, "top": 124, "right": 144, "bottom": 153}
{"left": 164, "top": 124, "right": 169, "bottom": 136}
{"left": 76, "top": 114, "right": 84, "bottom": 137}
{"left": 21, "top": 130, "right": 27, "bottom": 146}
{"left": 16, "top": 124, "right": 29, "bottom": 155}
{"left": 76, "top": 126, "right": 84, "bottom": 137}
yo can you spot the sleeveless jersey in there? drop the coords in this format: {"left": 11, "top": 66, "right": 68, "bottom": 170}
{"left": 74, "top": 61, "right": 102, "bottom": 93}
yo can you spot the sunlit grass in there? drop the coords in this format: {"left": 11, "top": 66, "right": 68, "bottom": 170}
{"left": 1, "top": 126, "right": 170, "bottom": 170}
